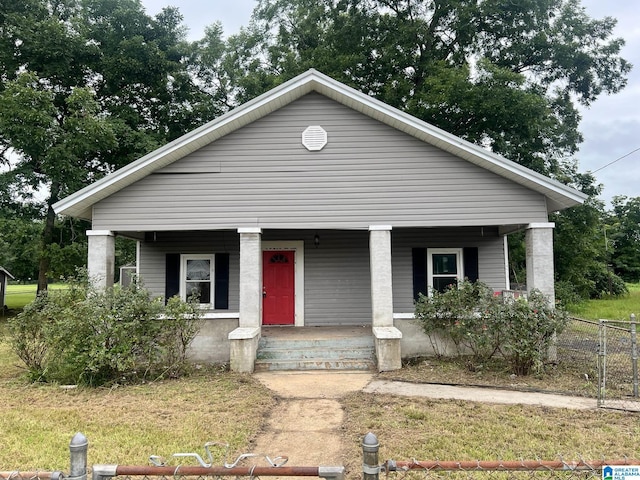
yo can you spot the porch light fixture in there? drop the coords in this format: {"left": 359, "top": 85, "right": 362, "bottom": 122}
{"left": 314, "top": 234, "right": 320, "bottom": 248}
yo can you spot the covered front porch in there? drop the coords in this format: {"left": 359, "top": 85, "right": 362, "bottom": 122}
{"left": 85, "top": 223, "right": 555, "bottom": 373}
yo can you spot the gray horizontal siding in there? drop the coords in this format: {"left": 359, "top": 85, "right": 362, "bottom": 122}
{"left": 92, "top": 93, "right": 548, "bottom": 231}
{"left": 137, "top": 227, "right": 506, "bottom": 326}
{"left": 263, "top": 230, "right": 372, "bottom": 326}
{"left": 138, "top": 231, "right": 240, "bottom": 310}
{"left": 392, "top": 227, "right": 507, "bottom": 313}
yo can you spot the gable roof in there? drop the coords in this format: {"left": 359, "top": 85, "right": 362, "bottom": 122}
{"left": 53, "top": 69, "right": 586, "bottom": 220}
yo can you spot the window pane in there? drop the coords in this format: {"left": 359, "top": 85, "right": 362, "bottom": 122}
{"left": 186, "top": 281, "right": 211, "bottom": 303}
{"left": 432, "top": 254, "right": 457, "bottom": 275}
{"left": 433, "top": 276, "right": 458, "bottom": 293}
{"left": 186, "top": 259, "right": 210, "bottom": 280}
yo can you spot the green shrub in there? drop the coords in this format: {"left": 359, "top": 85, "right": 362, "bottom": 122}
{"left": 415, "top": 281, "right": 569, "bottom": 375}
{"left": 8, "top": 274, "right": 202, "bottom": 386}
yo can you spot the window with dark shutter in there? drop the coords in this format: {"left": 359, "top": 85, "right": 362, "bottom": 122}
{"left": 214, "top": 253, "right": 230, "bottom": 310}
{"left": 165, "top": 253, "right": 180, "bottom": 303}
{"left": 412, "top": 248, "right": 427, "bottom": 301}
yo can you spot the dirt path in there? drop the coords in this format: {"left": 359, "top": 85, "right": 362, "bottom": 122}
{"left": 250, "top": 371, "right": 601, "bottom": 477}
{"left": 252, "top": 371, "right": 373, "bottom": 468}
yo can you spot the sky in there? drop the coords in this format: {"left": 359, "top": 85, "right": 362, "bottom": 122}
{"left": 140, "top": 0, "right": 640, "bottom": 205}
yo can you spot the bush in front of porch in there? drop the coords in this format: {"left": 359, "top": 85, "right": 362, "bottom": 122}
{"left": 415, "top": 281, "right": 569, "bottom": 375}
{"left": 8, "top": 272, "right": 203, "bottom": 386}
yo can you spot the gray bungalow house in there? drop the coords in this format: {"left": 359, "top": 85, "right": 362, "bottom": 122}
{"left": 53, "top": 69, "right": 586, "bottom": 373}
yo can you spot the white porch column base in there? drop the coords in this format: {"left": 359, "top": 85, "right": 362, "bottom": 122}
{"left": 233, "top": 228, "right": 262, "bottom": 372}
{"left": 86, "top": 230, "right": 115, "bottom": 289}
{"left": 369, "top": 226, "right": 400, "bottom": 371}
{"left": 525, "top": 223, "right": 555, "bottom": 305}
{"left": 228, "top": 327, "right": 261, "bottom": 373}
{"left": 373, "top": 326, "right": 402, "bottom": 371}
{"left": 369, "top": 226, "right": 393, "bottom": 328}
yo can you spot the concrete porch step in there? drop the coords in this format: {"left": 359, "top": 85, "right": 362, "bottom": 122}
{"left": 255, "top": 327, "right": 376, "bottom": 372}
{"left": 254, "top": 358, "right": 376, "bottom": 372}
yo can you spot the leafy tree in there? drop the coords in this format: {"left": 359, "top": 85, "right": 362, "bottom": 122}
{"left": 609, "top": 196, "right": 640, "bottom": 282}
{"left": 224, "top": 0, "right": 630, "bottom": 182}
{"left": 221, "top": 0, "right": 630, "bottom": 300}
{"left": 0, "top": 0, "right": 219, "bottom": 292}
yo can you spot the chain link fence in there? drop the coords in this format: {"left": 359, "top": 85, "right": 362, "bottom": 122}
{"left": 556, "top": 317, "right": 640, "bottom": 411}
{"left": 0, "top": 473, "right": 64, "bottom": 480}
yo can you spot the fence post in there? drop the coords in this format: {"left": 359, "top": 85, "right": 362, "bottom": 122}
{"left": 362, "top": 432, "right": 380, "bottom": 480}
{"left": 598, "top": 320, "right": 606, "bottom": 408}
{"left": 68, "top": 433, "right": 88, "bottom": 480}
{"left": 631, "top": 314, "right": 638, "bottom": 398}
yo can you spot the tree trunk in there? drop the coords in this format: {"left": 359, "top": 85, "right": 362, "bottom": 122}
{"left": 37, "top": 183, "right": 60, "bottom": 294}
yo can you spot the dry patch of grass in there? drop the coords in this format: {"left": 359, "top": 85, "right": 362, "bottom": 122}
{"left": 341, "top": 392, "right": 640, "bottom": 477}
{"left": 0, "top": 336, "right": 276, "bottom": 471}
{"left": 378, "top": 357, "right": 598, "bottom": 397}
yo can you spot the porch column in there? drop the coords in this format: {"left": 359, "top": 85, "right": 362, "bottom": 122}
{"left": 369, "top": 225, "right": 402, "bottom": 371}
{"left": 86, "top": 230, "right": 115, "bottom": 289}
{"left": 525, "top": 223, "right": 555, "bottom": 305}
{"left": 229, "top": 228, "right": 262, "bottom": 373}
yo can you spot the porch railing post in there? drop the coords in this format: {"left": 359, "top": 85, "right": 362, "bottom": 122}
{"left": 69, "top": 433, "right": 88, "bottom": 480}
{"left": 362, "top": 432, "right": 380, "bottom": 480}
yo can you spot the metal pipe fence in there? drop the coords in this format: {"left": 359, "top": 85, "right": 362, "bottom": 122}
{"left": 0, "top": 434, "right": 345, "bottom": 480}
{"left": 3, "top": 433, "right": 639, "bottom": 480}
{"left": 364, "top": 433, "right": 640, "bottom": 480}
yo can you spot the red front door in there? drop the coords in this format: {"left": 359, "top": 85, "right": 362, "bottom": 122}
{"left": 262, "top": 250, "right": 295, "bottom": 325}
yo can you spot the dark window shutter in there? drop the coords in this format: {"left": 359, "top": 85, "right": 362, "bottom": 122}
{"left": 214, "top": 253, "right": 230, "bottom": 310}
{"left": 463, "top": 247, "right": 479, "bottom": 282}
{"left": 165, "top": 253, "right": 180, "bottom": 303}
{"left": 412, "top": 248, "right": 427, "bottom": 301}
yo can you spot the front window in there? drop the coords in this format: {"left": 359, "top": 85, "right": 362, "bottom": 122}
{"left": 427, "top": 248, "right": 463, "bottom": 294}
{"left": 180, "top": 255, "right": 214, "bottom": 305}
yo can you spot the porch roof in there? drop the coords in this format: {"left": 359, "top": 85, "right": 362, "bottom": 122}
{"left": 53, "top": 69, "right": 586, "bottom": 221}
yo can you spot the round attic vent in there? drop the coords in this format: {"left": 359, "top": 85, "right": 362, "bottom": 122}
{"left": 302, "top": 125, "right": 327, "bottom": 151}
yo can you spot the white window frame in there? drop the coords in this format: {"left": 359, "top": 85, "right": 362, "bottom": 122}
{"left": 179, "top": 254, "right": 215, "bottom": 307}
{"left": 427, "top": 248, "right": 464, "bottom": 295}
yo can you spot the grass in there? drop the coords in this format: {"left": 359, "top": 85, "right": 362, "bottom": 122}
{"left": 566, "top": 283, "right": 640, "bottom": 321}
{"left": 0, "top": 334, "right": 276, "bottom": 471}
{"left": 3, "top": 283, "right": 67, "bottom": 313}
{"left": 1, "top": 286, "right": 639, "bottom": 477}
{"left": 340, "top": 393, "right": 640, "bottom": 476}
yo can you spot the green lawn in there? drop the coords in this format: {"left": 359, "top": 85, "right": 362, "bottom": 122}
{"left": 566, "top": 283, "right": 640, "bottom": 321}
{"left": 4, "top": 283, "right": 67, "bottom": 311}
{"left": 0, "top": 283, "right": 638, "bottom": 478}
